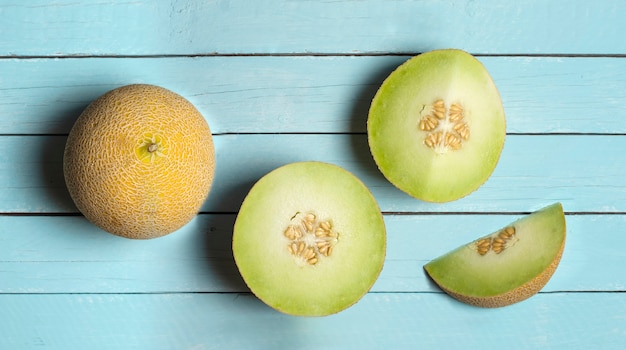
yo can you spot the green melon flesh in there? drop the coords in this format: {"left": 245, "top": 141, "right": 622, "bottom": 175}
{"left": 232, "top": 161, "right": 386, "bottom": 316}
{"left": 367, "top": 49, "right": 506, "bottom": 202}
{"left": 424, "top": 203, "right": 566, "bottom": 308}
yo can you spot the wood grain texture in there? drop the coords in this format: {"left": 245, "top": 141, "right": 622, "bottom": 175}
{"left": 2, "top": 293, "right": 625, "bottom": 350}
{"left": 0, "top": 214, "right": 622, "bottom": 294}
{"left": 0, "top": 0, "right": 624, "bottom": 56}
{"left": 1, "top": 134, "right": 625, "bottom": 213}
{"left": 2, "top": 56, "right": 626, "bottom": 135}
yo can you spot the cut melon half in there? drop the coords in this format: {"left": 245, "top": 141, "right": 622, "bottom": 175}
{"left": 232, "top": 161, "right": 386, "bottom": 316}
{"left": 367, "top": 49, "right": 506, "bottom": 202}
{"left": 424, "top": 203, "right": 566, "bottom": 308}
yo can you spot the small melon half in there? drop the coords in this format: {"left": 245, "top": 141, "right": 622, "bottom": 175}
{"left": 63, "top": 84, "right": 215, "bottom": 239}
{"left": 232, "top": 161, "right": 386, "bottom": 316}
{"left": 367, "top": 49, "right": 506, "bottom": 202}
{"left": 424, "top": 203, "right": 566, "bottom": 308}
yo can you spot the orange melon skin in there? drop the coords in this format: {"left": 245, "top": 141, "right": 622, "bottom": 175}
{"left": 432, "top": 238, "right": 565, "bottom": 308}
{"left": 63, "top": 84, "right": 215, "bottom": 239}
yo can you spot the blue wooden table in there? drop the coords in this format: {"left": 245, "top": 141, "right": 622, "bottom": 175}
{"left": 2, "top": 1, "right": 625, "bottom": 349}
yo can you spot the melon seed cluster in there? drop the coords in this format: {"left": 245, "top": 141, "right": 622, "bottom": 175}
{"left": 474, "top": 226, "right": 517, "bottom": 255}
{"left": 283, "top": 212, "right": 339, "bottom": 265}
{"left": 418, "top": 99, "right": 470, "bottom": 153}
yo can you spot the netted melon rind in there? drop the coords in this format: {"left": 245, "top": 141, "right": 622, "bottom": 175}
{"left": 63, "top": 84, "right": 215, "bottom": 239}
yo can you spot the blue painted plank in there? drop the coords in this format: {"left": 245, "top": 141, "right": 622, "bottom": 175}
{"left": 1, "top": 293, "right": 624, "bottom": 349}
{"left": 0, "top": 213, "right": 620, "bottom": 293}
{"left": 0, "top": 1, "right": 624, "bottom": 56}
{"left": 1, "top": 134, "right": 625, "bottom": 213}
{"left": 176, "top": 134, "right": 626, "bottom": 213}
{"left": 1, "top": 56, "right": 626, "bottom": 135}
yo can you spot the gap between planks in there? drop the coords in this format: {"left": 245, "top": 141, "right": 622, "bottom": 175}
{"left": 2, "top": 211, "right": 626, "bottom": 216}
{"left": 3, "top": 53, "right": 626, "bottom": 60}
{"left": 1, "top": 290, "right": 623, "bottom": 295}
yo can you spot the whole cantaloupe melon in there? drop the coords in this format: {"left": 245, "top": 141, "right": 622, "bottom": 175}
{"left": 63, "top": 84, "right": 215, "bottom": 239}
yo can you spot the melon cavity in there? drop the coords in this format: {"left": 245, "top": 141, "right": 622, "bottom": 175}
{"left": 424, "top": 203, "right": 566, "bottom": 308}
{"left": 367, "top": 49, "right": 506, "bottom": 202}
{"left": 232, "top": 162, "right": 386, "bottom": 316}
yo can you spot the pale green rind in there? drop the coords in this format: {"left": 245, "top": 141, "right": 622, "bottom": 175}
{"left": 424, "top": 203, "right": 566, "bottom": 299}
{"left": 232, "top": 161, "right": 386, "bottom": 316}
{"left": 367, "top": 49, "right": 506, "bottom": 202}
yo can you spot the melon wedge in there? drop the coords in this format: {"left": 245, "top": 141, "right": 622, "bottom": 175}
{"left": 424, "top": 203, "right": 566, "bottom": 307}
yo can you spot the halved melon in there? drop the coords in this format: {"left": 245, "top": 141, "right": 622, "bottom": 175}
{"left": 232, "top": 161, "right": 386, "bottom": 316}
{"left": 424, "top": 203, "right": 566, "bottom": 307}
{"left": 367, "top": 49, "right": 506, "bottom": 202}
